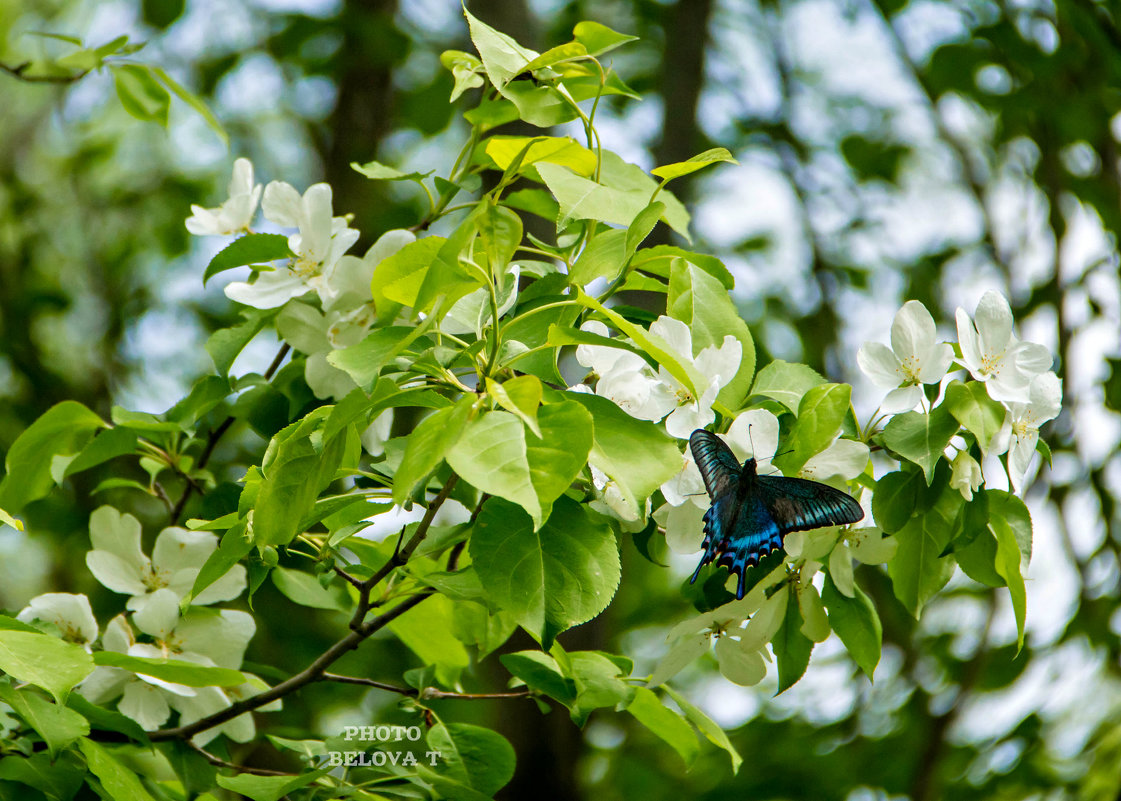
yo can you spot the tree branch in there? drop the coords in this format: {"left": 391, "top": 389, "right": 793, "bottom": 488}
{"left": 170, "top": 343, "right": 290, "bottom": 523}
{"left": 321, "top": 673, "right": 531, "bottom": 700}
{"left": 186, "top": 742, "right": 292, "bottom": 777}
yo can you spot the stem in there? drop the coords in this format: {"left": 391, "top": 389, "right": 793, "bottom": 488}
{"left": 321, "top": 674, "right": 531, "bottom": 701}
{"left": 170, "top": 343, "right": 290, "bottom": 523}
{"left": 149, "top": 592, "right": 432, "bottom": 742}
{"left": 187, "top": 742, "right": 292, "bottom": 777}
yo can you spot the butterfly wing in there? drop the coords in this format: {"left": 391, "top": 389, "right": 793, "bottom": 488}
{"left": 689, "top": 429, "right": 742, "bottom": 501}
{"left": 755, "top": 474, "right": 864, "bottom": 534}
{"left": 691, "top": 491, "right": 784, "bottom": 600}
{"left": 689, "top": 430, "right": 786, "bottom": 599}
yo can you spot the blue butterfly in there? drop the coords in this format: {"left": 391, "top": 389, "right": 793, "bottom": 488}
{"left": 688, "top": 429, "right": 864, "bottom": 600}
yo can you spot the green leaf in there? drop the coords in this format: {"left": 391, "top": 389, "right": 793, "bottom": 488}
{"left": 0, "top": 630, "right": 94, "bottom": 703}
{"left": 206, "top": 309, "right": 272, "bottom": 378}
{"left": 67, "top": 694, "right": 149, "bottom": 744}
{"left": 667, "top": 257, "right": 755, "bottom": 409}
{"left": 536, "top": 162, "right": 653, "bottom": 231}
{"left": 944, "top": 381, "right": 1005, "bottom": 450}
{"left": 485, "top": 135, "right": 596, "bottom": 177}
{"left": 440, "top": 49, "right": 485, "bottom": 102}
{"left": 662, "top": 686, "right": 742, "bottom": 774}
{"left": 992, "top": 516, "right": 1028, "bottom": 651}
{"left": 488, "top": 375, "right": 543, "bottom": 437}
{"left": 546, "top": 324, "right": 654, "bottom": 369}
{"left": 525, "top": 401, "right": 593, "bottom": 524}
{"left": 464, "top": 6, "right": 538, "bottom": 89}
{"left": 79, "top": 739, "right": 157, "bottom": 801}
{"left": 92, "top": 652, "right": 244, "bottom": 687}
{"left": 393, "top": 398, "right": 476, "bottom": 505}
{"left": 0, "top": 508, "right": 21, "bottom": 531}
{"left": 749, "top": 360, "right": 827, "bottom": 413}
{"left": 448, "top": 410, "right": 540, "bottom": 525}
{"left": 166, "top": 375, "right": 232, "bottom": 427}
{"left": 148, "top": 65, "right": 228, "bottom": 145}
{"left": 881, "top": 406, "right": 960, "bottom": 484}
{"left": 327, "top": 326, "right": 419, "bottom": 392}
{"left": 350, "top": 159, "right": 431, "bottom": 182}
{"left": 626, "top": 687, "right": 700, "bottom": 767}
{"left": 426, "top": 723, "right": 516, "bottom": 797}
{"left": 652, "top": 147, "right": 738, "bottom": 182}
{"left": 389, "top": 594, "right": 471, "bottom": 687}
{"left": 0, "top": 401, "right": 105, "bottom": 512}
{"left": 565, "top": 391, "right": 680, "bottom": 520}
{"left": 372, "top": 237, "right": 444, "bottom": 312}
{"left": 772, "top": 586, "right": 813, "bottom": 693}
{"left": 776, "top": 383, "right": 851, "bottom": 473}
{"left": 888, "top": 482, "right": 961, "bottom": 617}
{"left": 871, "top": 469, "right": 924, "bottom": 534}
{"left": 521, "top": 41, "right": 588, "bottom": 73}
{"left": 111, "top": 64, "right": 170, "bottom": 125}
{"left": 821, "top": 573, "right": 881, "bottom": 679}
{"left": 203, "top": 234, "right": 291, "bottom": 284}
{"left": 63, "top": 427, "right": 139, "bottom": 478}
{"left": 573, "top": 20, "right": 638, "bottom": 56}
{"left": 185, "top": 524, "right": 253, "bottom": 605}
{"left": 632, "top": 245, "right": 734, "bottom": 290}
{"left": 568, "top": 651, "right": 635, "bottom": 726}
{"left": 0, "top": 685, "right": 88, "bottom": 759}
{"left": 271, "top": 567, "right": 350, "bottom": 613}
{"left": 575, "top": 290, "right": 702, "bottom": 397}
{"left": 500, "top": 651, "right": 576, "bottom": 704}
{"left": 470, "top": 497, "right": 619, "bottom": 648}
{"left": 253, "top": 411, "right": 347, "bottom": 546}
{"left": 0, "top": 750, "right": 85, "bottom": 800}
{"left": 216, "top": 767, "right": 329, "bottom": 801}
{"left": 478, "top": 204, "right": 522, "bottom": 277}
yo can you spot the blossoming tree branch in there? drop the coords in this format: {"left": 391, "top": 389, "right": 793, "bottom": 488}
{"left": 0, "top": 11, "right": 1060, "bottom": 800}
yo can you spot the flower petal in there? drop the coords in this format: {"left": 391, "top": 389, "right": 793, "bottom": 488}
{"left": 132, "top": 588, "right": 180, "bottom": 640}
{"left": 649, "top": 316, "right": 693, "bottom": 360}
{"left": 119, "top": 681, "right": 173, "bottom": 730}
{"left": 715, "top": 637, "right": 767, "bottom": 686}
{"left": 86, "top": 551, "right": 148, "bottom": 596}
{"left": 224, "top": 270, "right": 308, "bottom": 309}
{"left": 17, "top": 593, "right": 99, "bottom": 646}
{"left": 890, "top": 300, "right": 937, "bottom": 362}
{"left": 955, "top": 307, "right": 984, "bottom": 376}
{"left": 153, "top": 528, "right": 218, "bottom": 576}
{"left": 261, "top": 181, "right": 302, "bottom": 227}
{"left": 857, "top": 342, "right": 903, "bottom": 388}
{"left": 725, "top": 409, "right": 780, "bottom": 463}
{"left": 694, "top": 336, "right": 742, "bottom": 389}
{"left": 176, "top": 610, "right": 256, "bottom": 670}
{"left": 89, "top": 507, "right": 147, "bottom": 571}
{"left": 974, "top": 291, "right": 1014, "bottom": 357}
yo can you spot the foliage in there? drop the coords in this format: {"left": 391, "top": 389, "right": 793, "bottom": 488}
{"left": 0, "top": 2, "right": 1107, "bottom": 800}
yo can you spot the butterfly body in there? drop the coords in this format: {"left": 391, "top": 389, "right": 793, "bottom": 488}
{"left": 688, "top": 429, "right": 864, "bottom": 599}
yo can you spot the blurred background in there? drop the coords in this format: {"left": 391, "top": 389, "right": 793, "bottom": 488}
{"left": 1, "top": 0, "right": 1120, "bottom": 799}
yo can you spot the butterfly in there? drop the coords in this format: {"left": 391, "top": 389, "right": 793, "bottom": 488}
{"left": 688, "top": 429, "right": 864, "bottom": 600}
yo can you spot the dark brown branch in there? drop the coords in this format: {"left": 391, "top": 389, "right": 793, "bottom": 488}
{"left": 186, "top": 742, "right": 292, "bottom": 777}
{"left": 321, "top": 673, "right": 532, "bottom": 701}
{"left": 170, "top": 343, "right": 290, "bottom": 523}
{"left": 149, "top": 590, "right": 432, "bottom": 742}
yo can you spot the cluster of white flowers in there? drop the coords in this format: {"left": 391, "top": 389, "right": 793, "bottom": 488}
{"left": 575, "top": 318, "right": 742, "bottom": 439}
{"left": 187, "top": 158, "right": 421, "bottom": 449}
{"left": 16, "top": 507, "right": 275, "bottom": 743}
{"left": 858, "top": 292, "right": 1061, "bottom": 494}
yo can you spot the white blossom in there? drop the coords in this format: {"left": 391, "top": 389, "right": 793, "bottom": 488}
{"left": 950, "top": 450, "right": 984, "bottom": 501}
{"left": 955, "top": 291, "right": 1053, "bottom": 403}
{"left": 225, "top": 182, "right": 359, "bottom": 309}
{"left": 185, "top": 158, "right": 261, "bottom": 236}
{"left": 991, "top": 371, "right": 1062, "bottom": 493}
{"left": 647, "top": 316, "right": 741, "bottom": 439}
{"left": 84, "top": 506, "right": 246, "bottom": 613}
{"left": 17, "top": 592, "right": 98, "bottom": 650}
{"left": 857, "top": 300, "right": 954, "bottom": 413}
